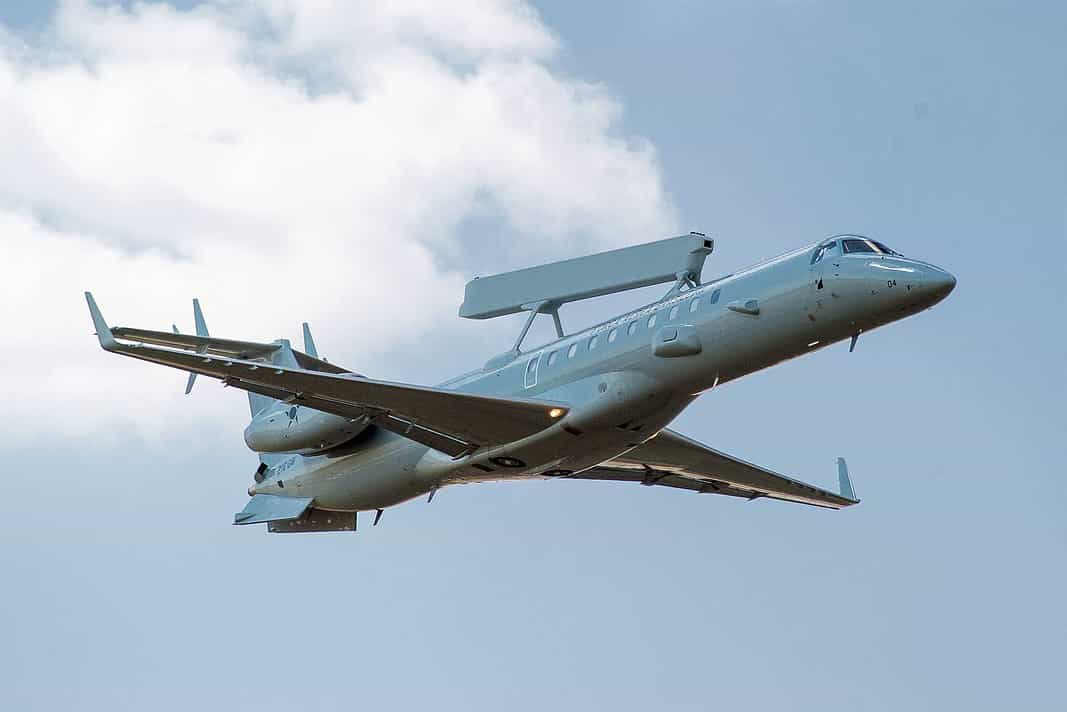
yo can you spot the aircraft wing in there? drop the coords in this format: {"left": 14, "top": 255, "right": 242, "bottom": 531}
{"left": 110, "top": 327, "right": 347, "bottom": 374}
{"left": 86, "top": 294, "right": 567, "bottom": 455}
{"left": 573, "top": 429, "right": 858, "bottom": 509}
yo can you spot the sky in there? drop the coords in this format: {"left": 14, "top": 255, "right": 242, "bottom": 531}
{"left": 1, "top": 1, "right": 1064, "bottom": 710}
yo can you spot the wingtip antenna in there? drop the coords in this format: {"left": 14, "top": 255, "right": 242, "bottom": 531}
{"left": 837, "top": 457, "right": 858, "bottom": 501}
{"left": 85, "top": 292, "right": 119, "bottom": 351}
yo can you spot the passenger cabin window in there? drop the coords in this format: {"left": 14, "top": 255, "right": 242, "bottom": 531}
{"left": 710, "top": 289, "right": 721, "bottom": 305}
{"left": 648, "top": 313, "right": 658, "bottom": 328}
{"left": 589, "top": 334, "right": 599, "bottom": 350}
{"left": 669, "top": 305, "right": 680, "bottom": 320}
{"left": 690, "top": 298, "right": 699, "bottom": 313}
{"left": 627, "top": 321, "right": 638, "bottom": 336}
{"left": 547, "top": 350, "right": 558, "bottom": 367}
{"left": 567, "top": 343, "right": 578, "bottom": 358}
{"left": 608, "top": 328, "right": 618, "bottom": 343}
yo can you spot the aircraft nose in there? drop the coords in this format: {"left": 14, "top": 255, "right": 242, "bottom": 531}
{"left": 916, "top": 264, "right": 957, "bottom": 304}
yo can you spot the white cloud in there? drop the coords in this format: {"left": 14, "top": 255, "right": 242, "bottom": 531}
{"left": 0, "top": 0, "right": 676, "bottom": 449}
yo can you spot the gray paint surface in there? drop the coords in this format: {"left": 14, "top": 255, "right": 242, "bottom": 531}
{"left": 3, "top": 2, "right": 1065, "bottom": 712}
{"left": 86, "top": 235, "right": 954, "bottom": 518}
{"left": 459, "top": 232, "right": 712, "bottom": 318}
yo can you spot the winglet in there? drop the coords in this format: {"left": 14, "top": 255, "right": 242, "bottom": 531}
{"left": 302, "top": 322, "right": 318, "bottom": 358}
{"left": 85, "top": 292, "right": 119, "bottom": 351}
{"left": 837, "top": 457, "right": 858, "bottom": 501}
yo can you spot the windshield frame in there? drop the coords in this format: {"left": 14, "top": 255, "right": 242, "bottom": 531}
{"left": 833, "top": 234, "right": 900, "bottom": 257}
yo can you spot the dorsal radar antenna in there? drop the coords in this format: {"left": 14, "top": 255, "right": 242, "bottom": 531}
{"left": 664, "top": 267, "right": 703, "bottom": 298}
{"left": 510, "top": 300, "right": 563, "bottom": 354}
{"left": 461, "top": 232, "right": 714, "bottom": 367}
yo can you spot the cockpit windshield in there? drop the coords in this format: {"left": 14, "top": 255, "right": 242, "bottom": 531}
{"left": 840, "top": 237, "right": 898, "bottom": 255}
{"left": 812, "top": 235, "right": 899, "bottom": 264}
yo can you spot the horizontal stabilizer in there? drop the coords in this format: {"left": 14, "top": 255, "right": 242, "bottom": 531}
{"left": 234, "top": 494, "right": 313, "bottom": 525}
{"left": 460, "top": 233, "right": 714, "bottom": 320}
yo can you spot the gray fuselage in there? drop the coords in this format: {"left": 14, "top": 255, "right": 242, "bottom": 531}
{"left": 250, "top": 238, "right": 956, "bottom": 512}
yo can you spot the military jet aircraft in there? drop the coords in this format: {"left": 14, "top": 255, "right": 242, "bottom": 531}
{"left": 85, "top": 233, "right": 955, "bottom": 532}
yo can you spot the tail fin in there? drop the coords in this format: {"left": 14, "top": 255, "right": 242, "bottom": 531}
{"left": 302, "top": 322, "right": 319, "bottom": 359}
{"left": 182, "top": 298, "right": 279, "bottom": 417}
{"left": 247, "top": 339, "right": 302, "bottom": 417}
{"left": 193, "top": 298, "right": 208, "bottom": 337}
{"left": 183, "top": 298, "right": 209, "bottom": 395}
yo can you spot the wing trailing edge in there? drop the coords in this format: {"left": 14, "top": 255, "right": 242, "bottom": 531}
{"left": 575, "top": 429, "right": 860, "bottom": 510}
{"left": 84, "top": 293, "right": 569, "bottom": 455}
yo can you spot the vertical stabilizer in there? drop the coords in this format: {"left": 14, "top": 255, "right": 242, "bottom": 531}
{"left": 302, "top": 323, "right": 319, "bottom": 358}
{"left": 184, "top": 298, "right": 209, "bottom": 395}
{"left": 837, "top": 458, "right": 857, "bottom": 501}
{"left": 193, "top": 298, "right": 208, "bottom": 337}
{"left": 247, "top": 339, "right": 299, "bottom": 417}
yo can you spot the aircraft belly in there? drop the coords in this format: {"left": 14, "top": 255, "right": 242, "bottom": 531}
{"left": 418, "top": 392, "right": 694, "bottom": 487}
{"left": 434, "top": 430, "right": 647, "bottom": 486}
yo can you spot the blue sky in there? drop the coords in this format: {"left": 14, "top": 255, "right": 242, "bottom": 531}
{"left": 1, "top": 2, "right": 1064, "bottom": 710}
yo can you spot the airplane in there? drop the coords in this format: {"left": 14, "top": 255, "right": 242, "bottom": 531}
{"left": 85, "top": 232, "right": 955, "bottom": 532}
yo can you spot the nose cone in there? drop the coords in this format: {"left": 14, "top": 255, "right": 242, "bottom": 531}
{"left": 919, "top": 265, "right": 957, "bottom": 304}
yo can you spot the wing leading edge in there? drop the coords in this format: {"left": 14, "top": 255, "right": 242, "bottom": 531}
{"left": 86, "top": 293, "right": 568, "bottom": 454}
{"left": 573, "top": 429, "right": 859, "bottom": 510}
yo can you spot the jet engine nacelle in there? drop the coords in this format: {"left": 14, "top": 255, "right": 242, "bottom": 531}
{"left": 244, "top": 406, "right": 369, "bottom": 455}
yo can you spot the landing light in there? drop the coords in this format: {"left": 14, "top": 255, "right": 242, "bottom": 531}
{"left": 549, "top": 408, "right": 565, "bottom": 419}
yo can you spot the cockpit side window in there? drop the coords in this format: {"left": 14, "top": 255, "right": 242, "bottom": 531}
{"left": 811, "top": 241, "right": 838, "bottom": 264}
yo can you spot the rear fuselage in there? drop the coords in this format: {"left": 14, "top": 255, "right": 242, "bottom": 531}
{"left": 250, "top": 239, "right": 955, "bottom": 511}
